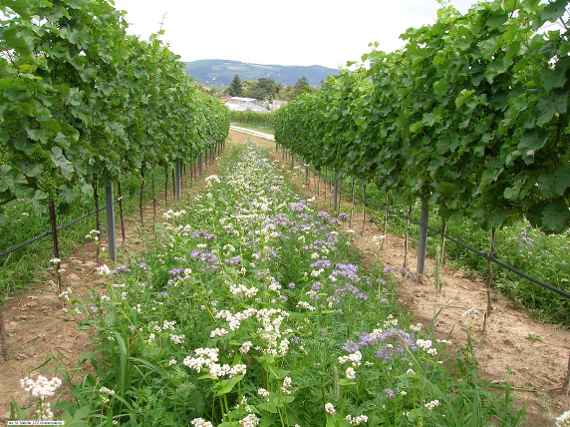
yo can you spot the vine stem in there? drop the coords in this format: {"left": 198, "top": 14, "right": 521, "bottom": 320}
{"left": 0, "top": 309, "right": 8, "bottom": 361}
{"left": 482, "top": 227, "right": 496, "bottom": 334}
{"left": 48, "top": 196, "right": 62, "bottom": 293}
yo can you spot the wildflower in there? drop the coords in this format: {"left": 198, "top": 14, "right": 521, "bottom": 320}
{"left": 325, "top": 402, "right": 336, "bottom": 415}
{"left": 191, "top": 418, "right": 214, "bottom": 427}
{"left": 281, "top": 376, "right": 293, "bottom": 394}
{"left": 384, "top": 388, "right": 396, "bottom": 399}
{"left": 240, "top": 413, "right": 260, "bottom": 427}
{"left": 346, "top": 415, "right": 368, "bottom": 425}
{"left": 99, "top": 386, "right": 115, "bottom": 396}
{"left": 240, "top": 341, "right": 253, "bottom": 354}
{"left": 556, "top": 410, "right": 570, "bottom": 427}
{"left": 168, "top": 358, "right": 177, "bottom": 366}
{"left": 425, "top": 400, "right": 440, "bottom": 410}
{"left": 210, "top": 328, "right": 228, "bottom": 338}
{"left": 49, "top": 258, "right": 61, "bottom": 265}
{"left": 96, "top": 264, "right": 112, "bottom": 275}
{"left": 257, "top": 388, "right": 270, "bottom": 399}
{"left": 170, "top": 334, "right": 185, "bottom": 344}
{"left": 20, "top": 375, "right": 62, "bottom": 399}
{"left": 345, "top": 367, "right": 356, "bottom": 380}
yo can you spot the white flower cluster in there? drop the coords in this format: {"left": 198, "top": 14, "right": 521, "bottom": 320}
{"left": 338, "top": 351, "right": 362, "bottom": 367}
{"left": 383, "top": 314, "right": 399, "bottom": 328}
{"left": 205, "top": 175, "right": 221, "bottom": 185}
{"left": 183, "top": 347, "right": 246, "bottom": 379}
{"left": 424, "top": 399, "right": 440, "bottom": 410}
{"left": 296, "top": 301, "right": 316, "bottom": 311}
{"left": 163, "top": 209, "right": 187, "bottom": 220}
{"left": 96, "top": 264, "right": 112, "bottom": 275}
{"left": 240, "top": 341, "right": 253, "bottom": 354}
{"left": 556, "top": 410, "right": 570, "bottom": 427}
{"left": 170, "top": 334, "right": 185, "bottom": 344}
{"left": 240, "top": 413, "right": 260, "bottom": 427}
{"left": 257, "top": 387, "right": 270, "bottom": 399}
{"left": 325, "top": 402, "right": 336, "bottom": 415}
{"left": 175, "top": 224, "right": 193, "bottom": 236}
{"left": 346, "top": 414, "right": 368, "bottom": 425}
{"left": 215, "top": 308, "right": 257, "bottom": 331}
{"left": 210, "top": 327, "right": 229, "bottom": 338}
{"left": 230, "top": 284, "right": 258, "bottom": 299}
{"left": 191, "top": 418, "right": 214, "bottom": 427}
{"left": 85, "top": 229, "right": 100, "bottom": 241}
{"left": 153, "top": 320, "right": 177, "bottom": 333}
{"left": 281, "top": 376, "right": 293, "bottom": 394}
{"left": 410, "top": 323, "right": 423, "bottom": 332}
{"left": 20, "top": 375, "right": 62, "bottom": 400}
{"left": 416, "top": 339, "right": 438, "bottom": 356}
{"left": 345, "top": 367, "right": 357, "bottom": 380}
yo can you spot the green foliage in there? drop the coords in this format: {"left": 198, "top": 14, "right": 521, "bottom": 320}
{"left": 230, "top": 111, "right": 275, "bottom": 129}
{"left": 0, "top": 0, "right": 230, "bottom": 207}
{"left": 59, "top": 146, "right": 523, "bottom": 426}
{"left": 228, "top": 75, "right": 243, "bottom": 97}
{"left": 274, "top": 0, "right": 570, "bottom": 234}
{"left": 245, "top": 78, "right": 280, "bottom": 101}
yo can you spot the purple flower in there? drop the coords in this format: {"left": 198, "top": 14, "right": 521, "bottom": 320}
{"left": 338, "top": 213, "right": 349, "bottom": 222}
{"left": 311, "top": 282, "right": 322, "bottom": 292}
{"left": 331, "top": 263, "right": 359, "bottom": 282}
{"left": 225, "top": 256, "right": 241, "bottom": 266}
{"left": 190, "top": 249, "right": 219, "bottom": 265}
{"left": 384, "top": 388, "right": 396, "bottom": 400}
{"left": 191, "top": 230, "right": 215, "bottom": 240}
{"left": 311, "top": 259, "right": 332, "bottom": 269}
{"left": 343, "top": 341, "right": 360, "bottom": 353}
{"left": 289, "top": 201, "right": 307, "bottom": 213}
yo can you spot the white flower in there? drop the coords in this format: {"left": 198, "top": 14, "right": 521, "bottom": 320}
{"left": 168, "top": 358, "right": 177, "bottom": 366}
{"left": 96, "top": 264, "right": 112, "bottom": 275}
{"left": 191, "top": 418, "right": 213, "bottom": 427}
{"left": 325, "top": 402, "right": 336, "bottom": 415}
{"left": 346, "top": 415, "right": 368, "bottom": 425}
{"left": 257, "top": 387, "right": 270, "bottom": 399}
{"left": 281, "top": 376, "right": 292, "bottom": 394}
{"left": 556, "top": 410, "right": 570, "bottom": 427}
{"left": 239, "top": 413, "right": 260, "bottom": 427}
{"left": 170, "top": 334, "right": 185, "bottom": 344}
{"left": 210, "top": 327, "right": 228, "bottom": 338}
{"left": 425, "top": 400, "right": 440, "bottom": 410}
{"left": 338, "top": 351, "right": 362, "bottom": 367}
{"left": 345, "top": 367, "right": 356, "bottom": 380}
{"left": 49, "top": 258, "right": 61, "bottom": 265}
{"left": 296, "top": 301, "right": 316, "bottom": 311}
{"left": 240, "top": 341, "right": 253, "bottom": 354}
{"left": 99, "top": 386, "right": 115, "bottom": 396}
{"left": 410, "top": 323, "right": 423, "bottom": 332}
{"left": 20, "top": 375, "right": 62, "bottom": 400}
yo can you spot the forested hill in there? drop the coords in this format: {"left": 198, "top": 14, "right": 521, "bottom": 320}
{"left": 185, "top": 59, "right": 338, "bottom": 87}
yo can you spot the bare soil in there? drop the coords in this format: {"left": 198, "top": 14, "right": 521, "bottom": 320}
{"left": 0, "top": 155, "right": 222, "bottom": 423}
{"left": 234, "top": 128, "right": 570, "bottom": 427}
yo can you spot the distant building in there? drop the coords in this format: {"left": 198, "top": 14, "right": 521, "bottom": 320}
{"left": 225, "top": 97, "right": 287, "bottom": 112}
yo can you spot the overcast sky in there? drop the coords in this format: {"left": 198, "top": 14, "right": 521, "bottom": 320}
{"left": 114, "top": 0, "right": 480, "bottom": 69}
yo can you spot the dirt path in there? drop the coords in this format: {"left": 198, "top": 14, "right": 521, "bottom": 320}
{"left": 232, "top": 128, "right": 570, "bottom": 426}
{"left": 0, "top": 151, "right": 224, "bottom": 422}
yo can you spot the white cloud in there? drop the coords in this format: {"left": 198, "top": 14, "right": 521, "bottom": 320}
{"left": 115, "top": 0, "right": 481, "bottom": 68}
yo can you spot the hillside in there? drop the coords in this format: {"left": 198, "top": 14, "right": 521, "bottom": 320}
{"left": 185, "top": 59, "right": 338, "bottom": 87}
